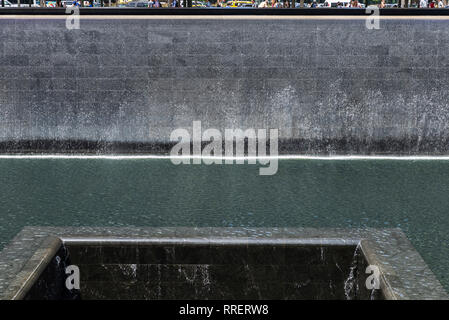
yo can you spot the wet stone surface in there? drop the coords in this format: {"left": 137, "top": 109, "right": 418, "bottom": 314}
{"left": 0, "top": 227, "right": 447, "bottom": 300}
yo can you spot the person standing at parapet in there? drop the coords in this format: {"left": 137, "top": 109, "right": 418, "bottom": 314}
{"left": 438, "top": 0, "right": 444, "bottom": 7}
{"left": 420, "top": 0, "right": 428, "bottom": 7}
{"left": 379, "top": 0, "right": 385, "bottom": 8}
{"left": 350, "top": 0, "right": 361, "bottom": 7}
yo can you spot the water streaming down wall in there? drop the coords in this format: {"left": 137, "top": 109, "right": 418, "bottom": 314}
{"left": 24, "top": 242, "right": 382, "bottom": 300}
{"left": 1, "top": 18, "right": 449, "bottom": 155}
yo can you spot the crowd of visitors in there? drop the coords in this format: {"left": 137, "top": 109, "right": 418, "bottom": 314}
{"left": 3, "top": 0, "right": 448, "bottom": 8}
{"left": 418, "top": 0, "right": 446, "bottom": 7}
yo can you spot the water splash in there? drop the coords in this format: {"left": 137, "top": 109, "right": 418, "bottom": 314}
{"left": 344, "top": 243, "right": 361, "bottom": 300}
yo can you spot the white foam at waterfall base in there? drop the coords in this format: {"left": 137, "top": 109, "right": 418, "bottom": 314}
{"left": 2, "top": 155, "right": 449, "bottom": 161}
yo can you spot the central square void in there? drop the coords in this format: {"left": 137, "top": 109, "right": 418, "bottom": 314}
{"left": 25, "top": 240, "right": 383, "bottom": 300}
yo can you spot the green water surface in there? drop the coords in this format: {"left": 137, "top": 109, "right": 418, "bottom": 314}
{"left": 0, "top": 159, "right": 448, "bottom": 291}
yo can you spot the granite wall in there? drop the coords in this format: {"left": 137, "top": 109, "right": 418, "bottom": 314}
{"left": 24, "top": 245, "right": 80, "bottom": 300}
{"left": 1, "top": 17, "right": 449, "bottom": 154}
{"left": 3, "top": 227, "right": 447, "bottom": 300}
{"left": 31, "top": 243, "right": 380, "bottom": 300}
